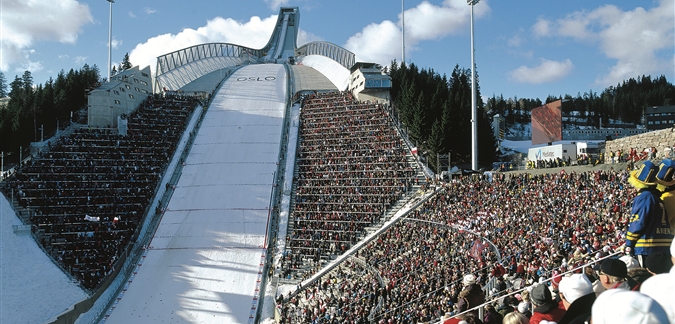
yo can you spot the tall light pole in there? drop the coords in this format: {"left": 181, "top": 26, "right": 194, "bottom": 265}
{"left": 468, "top": 0, "right": 479, "bottom": 171}
{"left": 402, "top": 0, "right": 405, "bottom": 65}
{"left": 107, "top": 0, "right": 115, "bottom": 82}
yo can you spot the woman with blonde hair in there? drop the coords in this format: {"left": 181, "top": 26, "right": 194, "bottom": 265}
{"left": 502, "top": 312, "right": 529, "bottom": 324}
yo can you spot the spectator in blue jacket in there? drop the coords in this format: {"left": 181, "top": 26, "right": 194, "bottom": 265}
{"left": 625, "top": 160, "right": 673, "bottom": 272}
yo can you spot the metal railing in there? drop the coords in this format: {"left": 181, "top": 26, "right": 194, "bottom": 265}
{"left": 295, "top": 41, "right": 355, "bottom": 70}
{"left": 154, "top": 43, "right": 261, "bottom": 92}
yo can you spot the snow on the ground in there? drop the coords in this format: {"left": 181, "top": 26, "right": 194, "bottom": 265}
{"left": 0, "top": 194, "right": 88, "bottom": 324}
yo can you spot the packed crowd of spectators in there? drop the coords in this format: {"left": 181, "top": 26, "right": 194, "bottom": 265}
{"left": 526, "top": 153, "right": 607, "bottom": 170}
{"left": 2, "top": 93, "right": 199, "bottom": 290}
{"left": 278, "top": 168, "right": 658, "bottom": 323}
{"left": 282, "top": 91, "right": 417, "bottom": 280}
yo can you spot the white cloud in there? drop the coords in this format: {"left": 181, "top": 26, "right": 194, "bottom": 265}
{"left": 110, "top": 38, "right": 122, "bottom": 50}
{"left": 509, "top": 59, "right": 574, "bottom": 84}
{"left": 128, "top": 0, "right": 489, "bottom": 76}
{"left": 0, "top": 0, "right": 92, "bottom": 72}
{"left": 344, "top": 21, "right": 403, "bottom": 65}
{"left": 128, "top": 11, "right": 137, "bottom": 18}
{"left": 345, "top": 0, "right": 490, "bottom": 65}
{"left": 534, "top": 0, "right": 674, "bottom": 87}
{"left": 21, "top": 61, "right": 45, "bottom": 75}
{"left": 265, "top": 0, "right": 290, "bottom": 10}
{"left": 129, "top": 15, "right": 279, "bottom": 73}
{"left": 531, "top": 18, "right": 551, "bottom": 38}
{"left": 144, "top": 8, "right": 157, "bottom": 15}
{"left": 507, "top": 34, "right": 524, "bottom": 48}
{"left": 75, "top": 56, "right": 88, "bottom": 65}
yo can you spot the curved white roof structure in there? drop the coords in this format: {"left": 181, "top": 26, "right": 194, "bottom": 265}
{"left": 154, "top": 7, "right": 354, "bottom": 94}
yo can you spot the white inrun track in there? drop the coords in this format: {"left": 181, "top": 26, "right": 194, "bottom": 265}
{"left": 104, "top": 64, "right": 287, "bottom": 324}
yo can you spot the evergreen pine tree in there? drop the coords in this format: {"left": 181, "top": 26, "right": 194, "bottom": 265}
{"left": 121, "top": 53, "right": 133, "bottom": 70}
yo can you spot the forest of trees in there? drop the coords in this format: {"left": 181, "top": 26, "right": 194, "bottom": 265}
{"left": 0, "top": 66, "right": 101, "bottom": 160}
{"left": 386, "top": 61, "right": 497, "bottom": 171}
{"left": 485, "top": 75, "right": 675, "bottom": 129}
{"left": 0, "top": 53, "right": 134, "bottom": 168}
{"left": 386, "top": 59, "right": 675, "bottom": 171}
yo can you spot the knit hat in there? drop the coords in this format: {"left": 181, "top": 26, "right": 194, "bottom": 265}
{"left": 595, "top": 258, "right": 627, "bottom": 278}
{"left": 463, "top": 274, "right": 476, "bottom": 286}
{"left": 628, "top": 160, "right": 658, "bottom": 189}
{"left": 558, "top": 274, "right": 593, "bottom": 304}
{"left": 619, "top": 255, "right": 640, "bottom": 270}
{"left": 530, "top": 284, "right": 552, "bottom": 306}
{"left": 592, "top": 289, "right": 669, "bottom": 324}
{"left": 656, "top": 159, "right": 675, "bottom": 190}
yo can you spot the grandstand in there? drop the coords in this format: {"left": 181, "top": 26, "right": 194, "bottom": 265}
{"left": 1, "top": 6, "right": 671, "bottom": 324}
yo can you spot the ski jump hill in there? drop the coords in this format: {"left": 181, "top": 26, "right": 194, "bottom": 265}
{"left": 2, "top": 6, "right": 405, "bottom": 324}
{"left": 100, "top": 7, "right": 352, "bottom": 324}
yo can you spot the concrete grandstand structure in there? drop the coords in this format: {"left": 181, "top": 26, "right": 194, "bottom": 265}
{"left": 87, "top": 66, "right": 153, "bottom": 127}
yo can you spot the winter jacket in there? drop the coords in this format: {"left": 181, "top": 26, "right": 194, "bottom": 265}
{"left": 557, "top": 293, "right": 595, "bottom": 324}
{"left": 456, "top": 284, "right": 486, "bottom": 316}
{"left": 529, "top": 301, "right": 566, "bottom": 324}
{"left": 660, "top": 188, "right": 675, "bottom": 233}
{"left": 625, "top": 188, "right": 673, "bottom": 255}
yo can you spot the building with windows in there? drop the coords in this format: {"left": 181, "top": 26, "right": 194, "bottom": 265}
{"left": 645, "top": 105, "right": 675, "bottom": 130}
{"left": 348, "top": 62, "right": 391, "bottom": 104}
{"left": 87, "top": 66, "right": 152, "bottom": 127}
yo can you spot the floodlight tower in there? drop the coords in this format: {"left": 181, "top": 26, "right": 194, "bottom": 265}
{"left": 468, "top": 0, "right": 479, "bottom": 171}
{"left": 107, "top": 0, "right": 115, "bottom": 82}
{"left": 402, "top": 0, "right": 405, "bottom": 65}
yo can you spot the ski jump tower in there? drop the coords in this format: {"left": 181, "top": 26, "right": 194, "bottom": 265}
{"left": 153, "top": 7, "right": 356, "bottom": 94}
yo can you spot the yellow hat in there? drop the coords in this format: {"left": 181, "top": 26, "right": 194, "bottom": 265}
{"left": 628, "top": 161, "right": 658, "bottom": 189}
{"left": 656, "top": 159, "right": 675, "bottom": 191}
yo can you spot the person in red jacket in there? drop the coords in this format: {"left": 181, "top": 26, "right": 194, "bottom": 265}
{"left": 528, "top": 284, "right": 566, "bottom": 324}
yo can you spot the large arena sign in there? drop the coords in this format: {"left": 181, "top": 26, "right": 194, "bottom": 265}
{"left": 236, "top": 76, "right": 276, "bottom": 81}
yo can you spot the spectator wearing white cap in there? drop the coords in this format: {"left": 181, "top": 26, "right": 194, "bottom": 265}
{"left": 455, "top": 274, "right": 486, "bottom": 318}
{"left": 591, "top": 289, "right": 669, "bottom": 324}
{"left": 619, "top": 254, "right": 641, "bottom": 270}
{"left": 639, "top": 239, "right": 675, "bottom": 323}
{"left": 517, "top": 290, "right": 532, "bottom": 319}
{"left": 556, "top": 274, "right": 595, "bottom": 324}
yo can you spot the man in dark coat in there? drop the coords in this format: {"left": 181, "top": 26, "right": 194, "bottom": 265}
{"left": 557, "top": 274, "right": 596, "bottom": 324}
{"left": 455, "top": 274, "right": 486, "bottom": 317}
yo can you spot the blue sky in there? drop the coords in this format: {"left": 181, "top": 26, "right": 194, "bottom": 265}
{"left": 1, "top": 0, "right": 673, "bottom": 100}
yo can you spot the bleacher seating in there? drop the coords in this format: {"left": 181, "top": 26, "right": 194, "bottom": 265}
{"left": 278, "top": 169, "right": 637, "bottom": 323}
{"left": 281, "top": 91, "right": 417, "bottom": 280}
{"left": 2, "top": 94, "right": 199, "bottom": 290}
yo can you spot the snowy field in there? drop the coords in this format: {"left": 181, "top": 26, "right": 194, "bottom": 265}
{"left": 0, "top": 194, "right": 88, "bottom": 324}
